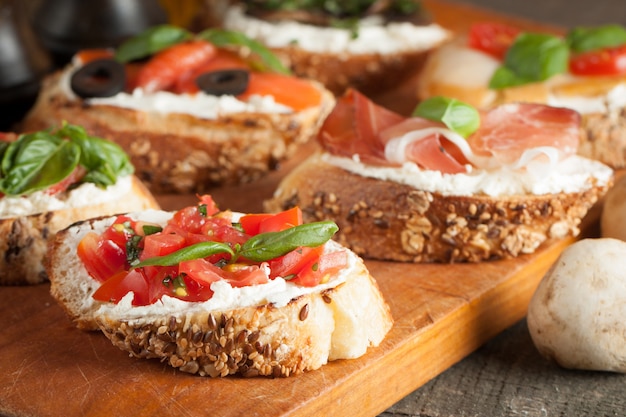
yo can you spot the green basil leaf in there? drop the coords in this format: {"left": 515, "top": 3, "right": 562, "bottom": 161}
{"left": 567, "top": 24, "right": 626, "bottom": 53}
{"left": 197, "top": 29, "right": 290, "bottom": 74}
{"left": 0, "top": 131, "right": 80, "bottom": 195}
{"left": 133, "top": 241, "right": 235, "bottom": 268}
{"left": 240, "top": 220, "right": 338, "bottom": 262}
{"left": 115, "top": 25, "right": 192, "bottom": 63}
{"left": 489, "top": 33, "right": 569, "bottom": 90}
{"left": 58, "top": 124, "right": 134, "bottom": 187}
{"left": 412, "top": 97, "right": 480, "bottom": 138}
{"left": 142, "top": 225, "right": 163, "bottom": 235}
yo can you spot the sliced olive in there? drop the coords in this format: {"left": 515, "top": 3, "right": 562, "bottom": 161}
{"left": 196, "top": 69, "right": 249, "bottom": 96}
{"left": 70, "top": 58, "right": 126, "bottom": 99}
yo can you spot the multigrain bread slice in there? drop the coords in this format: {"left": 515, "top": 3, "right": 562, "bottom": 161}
{"left": 222, "top": 3, "right": 451, "bottom": 95}
{"left": 46, "top": 211, "right": 393, "bottom": 377}
{"left": 20, "top": 71, "right": 335, "bottom": 194}
{"left": 1, "top": 176, "right": 158, "bottom": 285}
{"left": 265, "top": 154, "right": 613, "bottom": 263}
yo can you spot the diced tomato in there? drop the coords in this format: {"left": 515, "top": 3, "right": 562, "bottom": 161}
{"left": 169, "top": 205, "right": 207, "bottom": 234}
{"left": 290, "top": 250, "right": 348, "bottom": 287}
{"left": 239, "top": 213, "right": 275, "bottom": 235}
{"left": 100, "top": 216, "right": 135, "bottom": 249}
{"left": 224, "top": 264, "right": 269, "bottom": 287}
{"left": 92, "top": 269, "right": 150, "bottom": 306}
{"left": 173, "top": 49, "right": 250, "bottom": 94}
{"left": 268, "top": 246, "right": 324, "bottom": 279}
{"left": 467, "top": 22, "right": 521, "bottom": 60}
{"left": 259, "top": 207, "right": 302, "bottom": 233}
{"left": 569, "top": 44, "right": 626, "bottom": 75}
{"left": 77, "top": 232, "right": 127, "bottom": 282}
{"left": 197, "top": 194, "right": 220, "bottom": 215}
{"left": 179, "top": 258, "right": 225, "bottom": 286}
{"left": 141, "top": 233, "right": 186, "bottom": 260}
{"left": 75, "top": 48, "right": 115, "bottom": 64}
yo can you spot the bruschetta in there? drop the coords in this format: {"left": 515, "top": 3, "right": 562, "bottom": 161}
{"left": 46, "top": 195, "right": 392, "bottom": 377}
{"left": 417, "top": 22, "right": 626, "bottom": 168}
{"left": 20, "top": 26, "right": 335, "bottom": 194}
{"left": 266, "top": 90, "right": 614, "bottom": 263}
{"left": 0, "top": 124, "right": 158, "bottom": 285}
{"left": 221, "top": 0, "right": 451, "bottom": 95}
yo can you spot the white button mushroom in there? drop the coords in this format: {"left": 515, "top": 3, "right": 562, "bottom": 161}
{"left": 527, "top": 238, "right": 626, "bottom": 373}
{"left": 601, "top": 173, "right": 626, "bottom": 241}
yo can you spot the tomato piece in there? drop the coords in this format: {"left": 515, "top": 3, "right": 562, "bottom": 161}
{"left": 268, "top": 246, "right": 324, "bottom": 279}
{"left": 141, "top": 232, "right": 186, "bottom": 260}
{"left": 259, "top": 207, "right": 303, "bottom": 233}
{"left": 290, "top": 250, "right": 348, "bottom": 287}
{"left": 75, "top": 48, "right": 115, "bottom": 64}
{"left": 179, "top": 258, "right": 225, "bottom": 286}
{"left": 225, "top": 264, "right": 269, "bottom": 287}
{"left": 78, "top": 232, "right": 127, "bottom": 282}
{"left": 467, "top": 22, "right": 521, "bottom": 60}
{"left": 100, "top": 215, "right": 135, "bottom": 249}
{"left": 169, "top": 205, "right": 207, "bottom": 234}
{"left": 92, "top": 269, "right": 150, "bottom": 306}
{"left": 134, "top": 40, "right": 217, "bottom": 93}
{"left": 173, "top": 49, "right": 250, "bottom": 94}
{"left": 569, "top": 44, "right": 626, "bottom": 75}
{"left": 239, "top": 213, "right": 274, "bottom": 235}
{"left": 197, "top": 194, "right": 220, "bottom": 215}
{"left": 237, "top": 72, "right": 323, "bottom": 111}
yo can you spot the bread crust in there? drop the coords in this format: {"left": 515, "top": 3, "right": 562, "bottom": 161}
{"left": 0, "top": 176, "right": 158, "bottom": 285}
{"left": 265, "top": 155, "right": 612, "bottom": 263}
{"left": 20, "top": 72, "right": 335, "bottom": 194}
{"left": 46, "top": 211, "right": 393, "bottom": 376}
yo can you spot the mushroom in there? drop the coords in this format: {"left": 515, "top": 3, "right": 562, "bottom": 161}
{"left": 527, "top": 238, "right": 626, "bottom": 372}
{"left": 601, "top": 173, "right": 626, "bottom": 241}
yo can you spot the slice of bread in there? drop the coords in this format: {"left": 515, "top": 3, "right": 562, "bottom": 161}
{"left": 222, "top": 4, "right": 451, "bottom": 95}
{"left": 265, "top": 153, "right": 612, "bottom": 263}
{"left": 20, "top": 71, "right": 335, "bottom": 194}
{"left": 1, "top": 175, "right": 158, "bottom": 285}
{"left": 46, "top": 210, "right": 393, "bottom": 377}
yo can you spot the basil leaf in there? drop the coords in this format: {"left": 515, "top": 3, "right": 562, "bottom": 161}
{"left": 567, "top": 24, "right": 626, "bottom": 53}
{"left": 133, "top": 241, "right": 235, "bottom": 268}
{"left": 197, "top": 29, "right": 290, "bottom": 74}
{"left": 58, "top": 124, "right": 134, "bottom": 187}
{"left": 412, "top": 97, "right": 480, "bottom": 138}
{"left": 0, "top": 132, "right": 80, "bottom": 195}
{"left": 115, "top": 25, "right": 192, "bottom": 63}
{"left": 240, "top": 220, "right": 338, "bottom": 262}
{"left": 489, "top": 33, "right": 569, "bottom": 89}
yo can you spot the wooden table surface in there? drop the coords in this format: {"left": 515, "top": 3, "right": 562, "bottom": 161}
{"left": 382, "top": 1, "right": 626, "bottom": 416}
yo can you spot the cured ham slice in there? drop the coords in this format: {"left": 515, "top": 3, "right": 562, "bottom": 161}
{"left": 317, "top": 89, "right": 582, "bottom": 173}
{"left": 468, "top": 103, "right": 581, "bottom": 166}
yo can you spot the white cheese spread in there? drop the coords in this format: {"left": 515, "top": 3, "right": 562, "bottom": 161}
{"left": 0, "top": 175, "right": 133, "bottom": 218}
{"left": 59, "top": 61, "right": 294, "bottom": 119}
{"left": 223, "top": 5, "right": 450, "bottom": 55}
{"left": 321, "top": 152, "right": 613, "bottom": 197}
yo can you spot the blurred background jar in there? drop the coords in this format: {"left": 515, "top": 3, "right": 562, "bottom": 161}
{"left": 31, "top": 0, "right": 169, "bottom": 68}
{"left": 0, "top": 0, "right": 51, "bottom": 130}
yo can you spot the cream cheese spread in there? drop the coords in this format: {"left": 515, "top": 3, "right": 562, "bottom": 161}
{"left": 0, "top": 175, "right": 133, "bottom": 219}
{"left": 223, "top": 5, "right": 450, "bottom": 55}
{"left": 321, "top": 152, "right": 613, "bottom": 197}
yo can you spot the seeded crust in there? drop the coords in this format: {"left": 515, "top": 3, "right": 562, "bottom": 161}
{"left": 46, "top": 212, "right": 393, "bottom": 377}
{"left": 0, "top": 176, "right": 158, "bottom": 286}
{"left": 19, "top": 72, "right": 336, "bottom": 194}
{"left": 271, "top": 45, "right": 446, "bottom": 96}
{"left": 264, "top": 155, "right": 613, "bottom": 263}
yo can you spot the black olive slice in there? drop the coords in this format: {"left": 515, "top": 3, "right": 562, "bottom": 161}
{"left": 195, "top": 69, "right": 249, "bottom": 96}
{"left": 70, "top": 58, "right": 126, "bottom": 99}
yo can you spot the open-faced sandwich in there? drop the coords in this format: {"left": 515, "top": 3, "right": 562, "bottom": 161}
{"left": 220, "top": 0, "right": 451, "bottom": 95}
{"left": 417, "top": 22, "right": 626, "bottom": 168}
{"left": 0, "top": 123, "right": 158, "bottom": 285}
{"left": 20, "top": 25, "right": 335, "bottom": 194}
{"left": 265, "top": 90, "right": 614, "bottom": 263}
{"left": 46, "top": 195, "right": 392, "bottom": 377}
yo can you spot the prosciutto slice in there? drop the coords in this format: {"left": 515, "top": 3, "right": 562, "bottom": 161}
{"left": 317, "top": 89, "right": 581, "bottom": 173}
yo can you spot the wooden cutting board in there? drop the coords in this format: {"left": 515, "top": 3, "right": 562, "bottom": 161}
{"left": 0, "top": 2, "right": 580, "bottom": 416}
